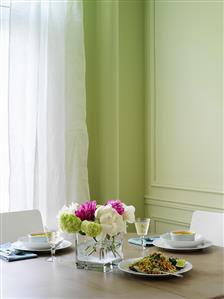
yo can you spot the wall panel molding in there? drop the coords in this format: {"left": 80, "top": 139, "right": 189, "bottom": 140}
{"left": 150, "top": 183, "right": 224, "bottom": 195}
{"left": 153, "top": 217, "right": 189, "bottom": 227}
{"left": 145, "top": 196, "right": 224, "bottom": 213}
{"left": 149, "top": 0, "right": 157, "bottom": 183}
{"left": 147, "top": 0, "right": 223, "bottom": 193}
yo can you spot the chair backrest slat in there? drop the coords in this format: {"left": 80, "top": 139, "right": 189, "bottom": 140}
{"left": 190, "top": 210, "right": 224, "bottom": 247}
{"left": 0, "top": 209, "right": 44, "bottom": 243}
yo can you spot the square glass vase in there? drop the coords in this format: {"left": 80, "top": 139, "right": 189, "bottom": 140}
{"left": 75, "top": 233, "right": 123, "bottom": 272}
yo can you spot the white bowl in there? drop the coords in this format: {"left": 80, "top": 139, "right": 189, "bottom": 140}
{"left": 161, "top": 233, "right": 204, "bottom": 248}
{"left": 170, "top": 230, "right": 196, "bottom": 241}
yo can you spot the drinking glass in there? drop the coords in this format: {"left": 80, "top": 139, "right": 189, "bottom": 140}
{"left": 134, "top": 218, "right": 150, "bottom": 250}
{"left": 46, "top": 231, "right": 61, "bottom": 262}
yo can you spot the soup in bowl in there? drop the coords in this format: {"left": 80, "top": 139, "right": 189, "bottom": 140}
{"left": 170, "top": 231, "right": 196, "bottom": 241}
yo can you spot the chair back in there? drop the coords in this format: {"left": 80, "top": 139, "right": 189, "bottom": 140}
{"left": 0, "top": 209, "right": 44, "bottom": 243}
{"left": 190, "top": 210, "right": 224, "bottom": 247}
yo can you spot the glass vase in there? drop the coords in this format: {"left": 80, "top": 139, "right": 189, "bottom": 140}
{"left": 75, "top": 233, "right": 123, "bottom": 272}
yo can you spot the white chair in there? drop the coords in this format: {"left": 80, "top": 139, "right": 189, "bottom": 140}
{"left": 0, "top": 209, "right": 44, "bottom": 243}
{"left": 190, "top": 210, "right": 224, "bottom": 247}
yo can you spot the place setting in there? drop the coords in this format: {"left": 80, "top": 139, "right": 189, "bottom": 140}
{"left": 13, "top": 232, "right": 71, "bottom": 252}
{"left": 152, "top": 230, "right": 213, "bottom": 251}
{"left": 120, "top": 218, "right": 193, "bottom": 279}
{"left": 0, "top": 230, "right": 72, "bottom": 263}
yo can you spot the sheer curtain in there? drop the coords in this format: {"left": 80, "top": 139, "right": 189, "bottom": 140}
{"left": 8, "top": 1, "right": 89, "bottom": 227}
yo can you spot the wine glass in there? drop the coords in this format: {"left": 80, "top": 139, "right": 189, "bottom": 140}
{"left": 46, "top": 230, "right": 61, "bottom": 262}
{"left": 134, "top": 218, "right": 150, "bottom": 251}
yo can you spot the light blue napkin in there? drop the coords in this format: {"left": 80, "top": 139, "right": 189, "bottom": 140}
{"left": 128, "top": 236, "right": 160, "bottom": 247}
{"left": 0, "top": 243, "right": 37, "bottom": 262}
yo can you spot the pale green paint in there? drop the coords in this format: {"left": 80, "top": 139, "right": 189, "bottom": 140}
{"left": 118, "top": 1, "right": 145, "bottom": 217}
{"left": 83, "top": 0, "right": 145, "bottom": 219}
{"left": 145, "top": 0, "right": 224, "bottom": 233}
{"left": 83, "top": 0, "right": 223, "bottom": 234}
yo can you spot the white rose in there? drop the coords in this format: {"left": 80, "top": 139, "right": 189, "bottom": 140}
{"left": 68, "top": 202, "right": 79, "bottom": 214}
{"left": 122, "top": 204, "right": 135, "bottom": 223}
{"left": 95, "top": 205, "right": 126, "bottom": 237}
{"left": 57, "top": 202, "right": 79, "bottom": 219}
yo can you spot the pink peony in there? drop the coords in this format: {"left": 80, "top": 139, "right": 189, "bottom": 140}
{"left": 106, "top": 200, "right": 125, "bottom": 215}
{"left": 75, "top": 201, "right": 97, "bottom": 221}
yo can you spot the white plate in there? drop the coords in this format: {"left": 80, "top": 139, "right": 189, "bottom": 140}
{"left": 118, "top": 258, "right": 192, "bottom": 278}
{"left": 153, "top": 238, "right": 212, "bottom": 251}
{"left": 160, "top": 233, "right": 204, "bottom": 248}
{"left": 12, "top": 239, "right": 72, "bottom": 252}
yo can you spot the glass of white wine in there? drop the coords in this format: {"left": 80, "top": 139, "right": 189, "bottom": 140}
{"left": 135, "top": 218, "right": 150, "bottom": 251}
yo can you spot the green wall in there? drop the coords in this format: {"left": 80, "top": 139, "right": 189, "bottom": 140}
{"left": 145, "top": 0, "right": 224, "bottom": 233}
{"left": 83, "top": 0, "right": 224, "bottom": 233}
{"left": 83, "top": 0, "right": 145, "bottom": 218}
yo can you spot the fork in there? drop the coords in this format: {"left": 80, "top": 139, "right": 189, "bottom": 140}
{"left": 131, "top": 265, "right": 183, "bottom": 277}
{"left": 159, "top": 271, "right": 183, "bottom": 277}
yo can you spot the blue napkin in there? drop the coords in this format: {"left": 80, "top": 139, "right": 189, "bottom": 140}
{"left": 128, "top": 236, "right": 160, "bottom": 247}
{"left": 0, "top": 243, "right": 38, "bottom": 262}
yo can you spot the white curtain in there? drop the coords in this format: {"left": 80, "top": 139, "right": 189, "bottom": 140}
{"left": 8, "top": 0, "right": 90, "bottom": 228}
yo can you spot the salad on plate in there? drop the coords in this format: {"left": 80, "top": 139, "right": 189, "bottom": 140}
{"left": 129, "top": 251, "right": 186, "bottom": 275}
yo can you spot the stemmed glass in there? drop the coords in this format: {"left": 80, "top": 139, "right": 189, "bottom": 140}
{"left": 46, "top": 230, "right": 61, "bottom": 262}
{"left": 134, "top": 218, "right": 150, "bottom": 251}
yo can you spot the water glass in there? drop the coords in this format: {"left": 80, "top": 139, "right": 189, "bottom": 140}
{"left": 46, "top": 231, "right": 61, "bottom": 262}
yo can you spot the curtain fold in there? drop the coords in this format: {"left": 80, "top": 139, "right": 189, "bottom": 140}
{"left": 8, "top": 0, "right": 90, "bottom": 227}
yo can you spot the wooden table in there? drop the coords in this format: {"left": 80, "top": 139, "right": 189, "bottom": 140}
{"left": 1, "top": 234, "right": 224, "bottom": 299}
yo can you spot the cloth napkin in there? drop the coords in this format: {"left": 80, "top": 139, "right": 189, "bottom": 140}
{"left": 0, "top": 243, "right": 38, "bottom": 262}
{"left": 128, "top": 236, "right": 160, "bottom": 247}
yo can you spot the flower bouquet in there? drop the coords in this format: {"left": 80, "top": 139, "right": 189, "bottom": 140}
{"left": 58, "top": 200, "right": 135, "bottom": 271}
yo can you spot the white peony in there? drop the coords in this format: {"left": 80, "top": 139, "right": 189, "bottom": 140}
{"left": 95, "top": 205, "right": 126, "bottom": 237}
{"left": 122, "top": 204, "right": 135, "bottom": 223}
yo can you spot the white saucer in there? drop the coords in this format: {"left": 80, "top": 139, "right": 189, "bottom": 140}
{"left": 17, "top": 236, "right": 64, "bottom": 250}
{"left": 12, "top": 239, "right": 72, "bottom": 252}
{"left": 153, "top": 238, "right": 212, "bottom": 251}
